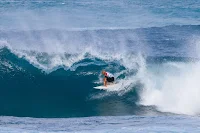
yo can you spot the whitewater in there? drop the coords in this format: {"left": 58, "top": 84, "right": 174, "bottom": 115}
{"left": 0, "top": 0, "right": 200, "bottom": 132}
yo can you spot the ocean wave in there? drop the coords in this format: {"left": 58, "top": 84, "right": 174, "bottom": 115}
{"left": 1, "top": 45, "right": 200, "bottom": 116}
{"left": 1, "top": 25, "right": 200, "bottom": 117}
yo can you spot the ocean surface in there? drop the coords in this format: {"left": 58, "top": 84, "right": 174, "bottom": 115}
{"left": 0, "top": 0, "right": 200, "bottom": 132}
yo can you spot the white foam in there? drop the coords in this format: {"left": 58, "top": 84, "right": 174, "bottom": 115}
{"left": 0, "top": 25, "right": 148, "bottom": 73}
{"left": 140, "top": 61, "right": 200, "bottom": 115}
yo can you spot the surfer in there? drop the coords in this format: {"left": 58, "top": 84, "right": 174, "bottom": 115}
{"left": 102, "top": 70, "right": 114, "bottom": 86}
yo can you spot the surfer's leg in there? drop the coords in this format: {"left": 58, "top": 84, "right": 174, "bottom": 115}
{"left": 104, "top": 77, "right": 107, "bottom": 86}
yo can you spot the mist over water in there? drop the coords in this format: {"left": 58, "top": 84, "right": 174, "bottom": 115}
{"left": 0, "top": 0, "right": 200, "bottom": 31}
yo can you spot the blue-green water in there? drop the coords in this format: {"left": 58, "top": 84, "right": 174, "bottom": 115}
{"left": 0, "top": 0, "right": 200, "bottom": 132}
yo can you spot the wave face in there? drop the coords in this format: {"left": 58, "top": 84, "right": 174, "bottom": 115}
{"left": 0, "top": 25, "right": 200, "bottom": 117}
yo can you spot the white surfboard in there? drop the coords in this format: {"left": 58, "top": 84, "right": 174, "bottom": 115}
{"left": 94, "top": 83, "right": 119, "bottom": 91}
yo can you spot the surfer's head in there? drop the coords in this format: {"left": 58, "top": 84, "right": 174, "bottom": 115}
{"left": 102, "top": 70, "right": 106, "bottom": 75}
